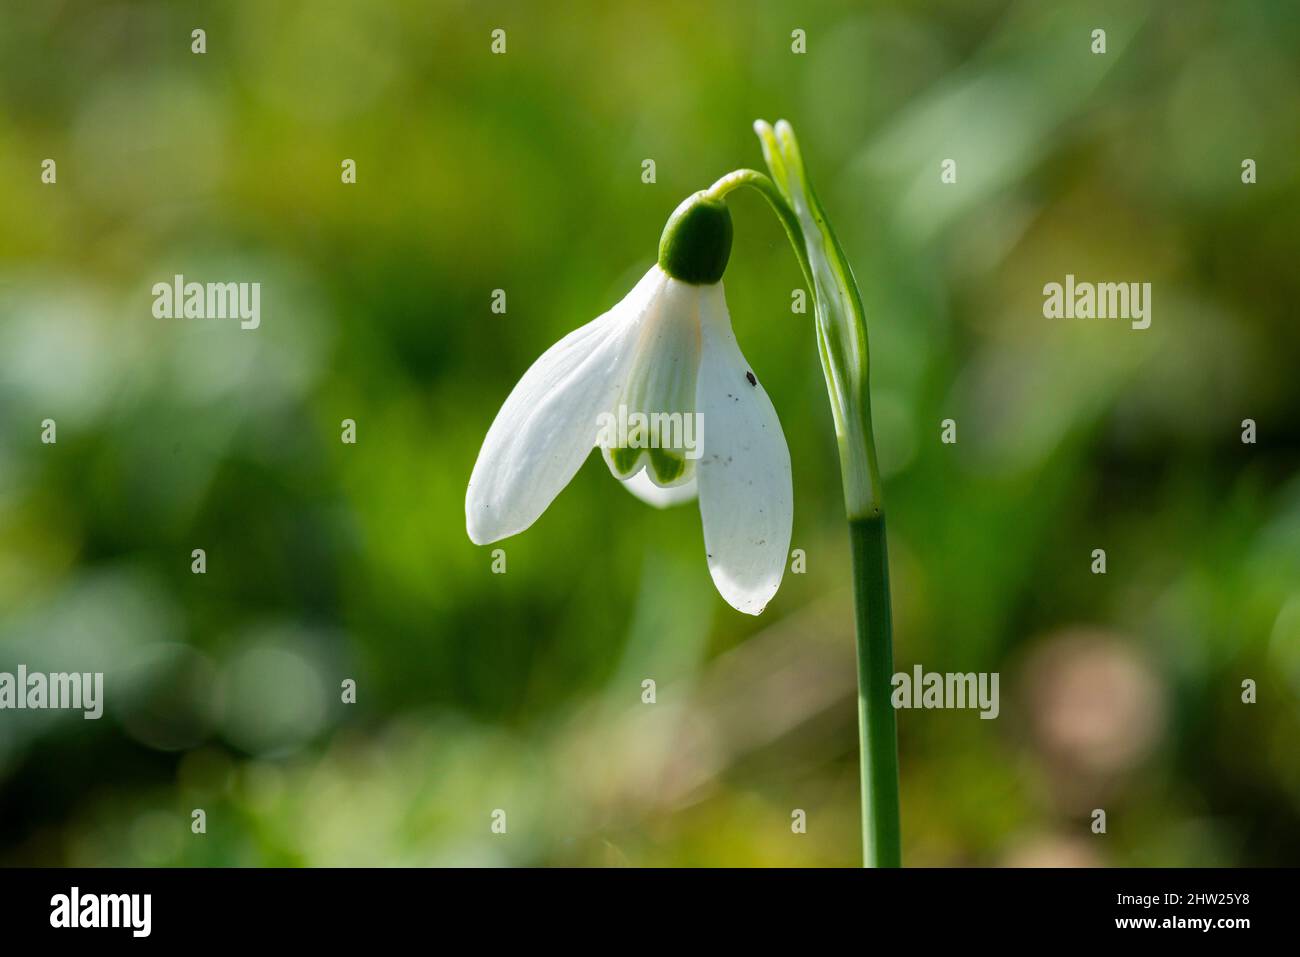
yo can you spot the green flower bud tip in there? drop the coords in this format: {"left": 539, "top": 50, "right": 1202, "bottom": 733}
{"left": 657, "top": 191, "right": 733, "bottom": 285}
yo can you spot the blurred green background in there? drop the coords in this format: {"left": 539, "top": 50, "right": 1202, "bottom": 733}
{"left": 1, "top": 0, "right": 1298, "bottom": 866}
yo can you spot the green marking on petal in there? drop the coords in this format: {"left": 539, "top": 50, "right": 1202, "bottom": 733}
{"left": 648, "top": 447, "right": 686, "bottom": 484}
{"left": 608, "top": 444, "right": 643, "bottom": 478}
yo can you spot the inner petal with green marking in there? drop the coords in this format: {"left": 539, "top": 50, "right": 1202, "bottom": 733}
{"left": 600, "top": 277, "right": 703, "bottom": 488}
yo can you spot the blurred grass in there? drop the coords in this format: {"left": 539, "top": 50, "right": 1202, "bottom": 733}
{"left": 1, "top": 0, "right": 1298, "bottom": 865}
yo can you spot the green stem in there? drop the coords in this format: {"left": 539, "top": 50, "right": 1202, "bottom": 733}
{"left": 849, "top": 514, "right": 900, "bottom": 867}
{"left": 732, "top": 120, "right": 901, "bottom": 866}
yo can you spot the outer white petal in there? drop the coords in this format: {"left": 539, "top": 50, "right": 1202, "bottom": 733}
{"left": 694, "top": 282, "right": 793, "bottom": 614}
{"left": 621, "top": 469, "right": 697, "bottom": 508}
{"left": 466, "top": 267, "right": 666, "bottom": 544}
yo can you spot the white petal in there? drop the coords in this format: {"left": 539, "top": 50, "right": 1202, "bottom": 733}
{"left": 621, "top": 469, "right": 697, "bottom": 508}
{"left": 694, "top": 282, "right": 793, "bottom": 614}
{"left": 466, "top": 267, "right": 666, "bottom": 544}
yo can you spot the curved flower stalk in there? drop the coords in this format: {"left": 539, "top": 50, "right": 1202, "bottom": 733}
{"left": 466, "top": 194, "right": 793, "bottom": 615}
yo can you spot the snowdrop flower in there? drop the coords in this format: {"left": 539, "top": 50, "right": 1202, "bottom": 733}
{"left": 466, "top": 192, "right": 792, "bottom": 614}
